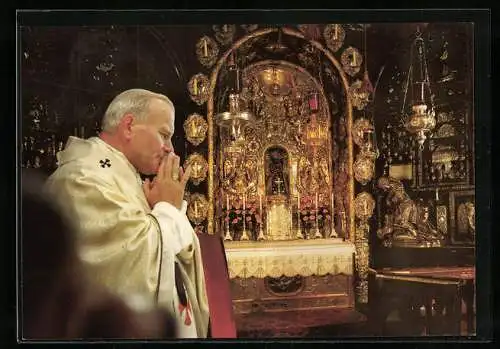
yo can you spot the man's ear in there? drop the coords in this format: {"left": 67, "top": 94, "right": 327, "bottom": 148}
{"left": 119, "top": 114, "right": 135, "bottom": 140}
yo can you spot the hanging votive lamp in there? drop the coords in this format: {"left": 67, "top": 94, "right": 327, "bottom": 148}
{"left": 402, "top": 28, "right": 437, "bottom": 149}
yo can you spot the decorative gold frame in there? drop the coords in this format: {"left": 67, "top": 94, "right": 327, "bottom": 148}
{"left": 205, "top": 27, "right": 355, "bottom": 246}
{"left": 185, "top": 152, "right": 209, "bottom": 186}
{"left": 448, "top": 190, "right": 475, "bottom": 245}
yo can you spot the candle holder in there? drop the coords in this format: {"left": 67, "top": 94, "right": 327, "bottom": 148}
{"left": 314, "top": 192, "right": 323, "bottom": 239}
{"left": 240, "top": 208, "right": 250, "bottom": 241}
{"left": 313, "top": 222, "right": 323, "bottom": 239}
{"left": 240, "top": 227, "right": 250, "bottom": 241}
{"left": 295, "top": 217, "right": 304, "bottom": 239}
{"left": 223, "top": 219, "right": 233, "bottom": 241}
{"left": 329, "top": 220, "right": 339, "bottom": 238}
{"left": 257, "top": 221, "right": 265, "bottom": 241}
{"left": 330, "top": 197, "right": 338, "bottom": 238}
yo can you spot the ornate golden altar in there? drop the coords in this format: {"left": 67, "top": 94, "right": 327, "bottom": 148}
{"left": 182, "top": 26, "right": 380, "bottom": 308}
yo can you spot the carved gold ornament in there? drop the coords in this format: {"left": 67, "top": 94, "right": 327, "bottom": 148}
{"left": 354, "top": 192, "right": 375, "bottom": 221}
{"left": 341, "top": 46, "right": 363, "bottom": 77}
{"left": 434, "top": 123, "right": 457, "bottom": 138}
{"left": 196, "top": 36, "right": 219, "bottom": 69}
{"left": 188, "top": 73, "right": 210, "bottom": 106}
{"left": 212, "top": 24, "right": 236, "bottom": 46}
{"left": 185, "top": 152, "right": 209, "bottom": 186}
{"left": 187, "top": 193, "right": 209, "bottom": 225}
{"left": 436, "top": 205, "right": 448, "bottom": 234}
{"left": 183, "top": 113, "right": 208, "bottom": 146}
{"left": 354, "top": 153, "right": 375, "bottom": 185}
{"left": 349, "top": 80, "right": 371, "bottom": 110}
{"left": 352, "top": 118, "right": 374, "bottom": 148}
{"left": 323, "top": 24, "right": 345, "bottom": 53}
{"left": 432, "top": 145, "right": 459, "bottom": 164}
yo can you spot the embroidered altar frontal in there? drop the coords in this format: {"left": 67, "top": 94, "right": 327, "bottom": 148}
{"left": 224, "top": 240, "right": 355, "bottom": 314}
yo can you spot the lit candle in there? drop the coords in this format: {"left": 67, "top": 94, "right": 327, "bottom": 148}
{"left": 352, "top": 52, "right": 357, "bottom": 66}
{"left": 297, "top": 192, "right": 300, "bottom": 210}
{"left": 243, "top": 194, "right": 246, "bottom": 211}
{"left": 203, "top": 39, "right": 208, "bottom": 57}
{"left": 435, "top": 188, "right": 439, "bottom": 201}
{"left": 226, "top": 194, "right": 230, "bottom": 211}
{"left": 193, "top": 78, "right": 198, "bottom": 95}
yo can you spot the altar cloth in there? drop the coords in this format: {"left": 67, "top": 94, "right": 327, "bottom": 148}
{"left": 224, "top": 239, "right": 355, "bottom": 279}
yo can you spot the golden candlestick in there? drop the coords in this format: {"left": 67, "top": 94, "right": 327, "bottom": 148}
{"left": 314, "top": 192, "right": 323, "bottom": 238}
{"left": 223, "top": 194, "right": 232, "bottom": 241}
{"left": 295, "top": 198, "right": 303, "bottom": 239}
{"left": 240, "top": 194, "right": 250, "bottom": 241}
{"left": 329, "top": 191, "right": 338, "bottom": 238}
{"left": 257, "top": 194, "right": 265, "bottom": 241}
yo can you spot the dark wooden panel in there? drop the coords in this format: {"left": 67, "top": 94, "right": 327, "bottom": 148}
{"left": 372, "top": 246, "right": 474, "bottom": 269}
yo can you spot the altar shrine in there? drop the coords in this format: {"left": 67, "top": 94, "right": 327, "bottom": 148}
{"left": 194, "top": 29, "right": 361, "bottom": 319}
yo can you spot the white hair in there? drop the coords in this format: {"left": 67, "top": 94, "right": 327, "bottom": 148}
{"left": 101, "top": 88, "right": 174, "bottom": 133}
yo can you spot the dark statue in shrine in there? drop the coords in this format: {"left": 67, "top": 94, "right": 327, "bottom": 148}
{"left": 377, "top": 176, "right": 445, "bottom": 248}
{"left": 265, "top": 147, "right": 290, "bottom": 196}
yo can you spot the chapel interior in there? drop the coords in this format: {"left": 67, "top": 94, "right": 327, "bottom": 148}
{"left": 20, "top": 22, "right": 477, "bottom": 338}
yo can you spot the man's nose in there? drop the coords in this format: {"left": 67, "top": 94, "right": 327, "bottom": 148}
{"left": 162, "top": 143, "right": 174, "bottom": 154}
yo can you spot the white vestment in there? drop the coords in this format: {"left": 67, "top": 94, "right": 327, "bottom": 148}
{"left": 44, "top": 136, "right": 210, "bottom": 338}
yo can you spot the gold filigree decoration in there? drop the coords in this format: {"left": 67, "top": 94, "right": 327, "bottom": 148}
{"left": 349, "top": 80, "right": 370, "bottom": 110}
{"left": 355, "top": 239, "right": 370, "bottom": 279}
{"left": 213, "top": 24, "right": 236, "bottom": 46}
{"left": 437, "top": 111, "right": 454, "bottom": 123}
{"left": 323, "top": 24, "right": 346, "bottom": 53}
{"left": 355, "top": 280, "right": 369, "bottom": 304}
{"left": 184, "top": 113, "right": 208, "bottom": 146}
{"left": 187, "top": 193, "right": 209, "bottom": 225}
{"left": 341, "top": 46, "right": 363, "bottom": 77}
{"left": 432, "top": 145, "right": 459, "bottom": 163}
{"left": 457, "top": 201, "right": 475, "bottom": 235}
{"left": 195, "top": 36, "right": 219, "bottom": 69}
{"left": 352, "top": 118, "right": 374, "bottom": 148}
{"left": 188, "top": 73, "right": 210, "bottom": 106}
{"left": 434, "top": 123, "right": 457, "bottom": 138}
{"left": 436, "top": 205, "right": 448, "bottom": 235}
{"left": 185, "top": 152, "right": 209, "bottom": 186}
{"left": 354, "top": 192, "right": 375, "bottom": 221}
{"left": 219, "top": 61, "right": 331, "bottom": 198}
{"left": 354, "top": 154, "right": 375, "bottom": 185}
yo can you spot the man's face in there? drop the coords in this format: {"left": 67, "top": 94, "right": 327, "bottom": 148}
{"left": 129, "top": 99, "right": 175, "bottom": 175}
